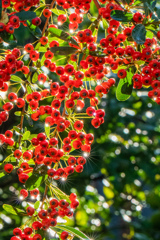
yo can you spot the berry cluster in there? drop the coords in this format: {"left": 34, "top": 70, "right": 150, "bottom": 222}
{"left": 11, "top": 192, "right": 78, "bottom": 240}
{"left": 1, "top": 0, "right": 160, "bottom": 239}
{"left": 0, "top": 0, "right": 40, "bottom": 37}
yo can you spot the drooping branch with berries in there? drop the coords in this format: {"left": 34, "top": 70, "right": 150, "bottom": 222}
{"left": 0, "top": 0, "right": 160, "bottom": 239}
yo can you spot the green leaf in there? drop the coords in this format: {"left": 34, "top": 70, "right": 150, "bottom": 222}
{"left": 15, "top": 11, "right": 37, "bottom": 20}
{"left": 22, "top": 131, "right": 30, "bottom": 140}
{"left": 26, "top": 85, "right": 32, "bottom": 94}
{"left": 112, "top": 65, "right": 128, "bottom": 74}
{"left": 10, "top": 157, "right": 17, "bottom": 162}
{"left": 111, "top": 10, "right": 133, "bottom": 22}
{"left": 3, "top": 204, "right": 26, "bottom": 216}
{"left": 132, "top": 24, "right": 146, "bottom": 45}
{"left": 32, "top": 72, "right": 38, "bottom": 83}
{"left": 87, "top": 13, "right": 97, "bottom": 22}
{"left": 116, "top": 69, "right": 133, "bottom": 101}
{"left": 50, "top": 46, "right": 77, "bottom": 55}
{"left": 49, "top": 27, "right": 79, "bottom": 47}
{"left": 13, "top": 126, "right": 22, "bottom": 133}
{"left": 34, "top": 201, "right": 40, "bottom": 210}
{"left": 45, "top": 125, "right": 50, "bottom": 139}
{"left": 14, "top": 111, "right": 22, "bottom": 116}
{"left": 48, "top": 182, "right": 69, "bottom": 201}
{"left": 136, "top": 60, "right": 145, "bottom": 66}
{"left": 38, "top": 46, "right": 47, "bottom": 52}
{"left": 102, "top": 19, "right": 109, "bottom": 29}
{"left": 10, "top": 75, "right": 22, "bottom": 83}
{"left": 27, "top": 116, "right": 33, "bottom": 127}
{"left": 25, "top": 174, "right": 46, "bottom": 190}
{"left": 53, "top": 225, "right": 91, "bottom": 240}
{"left": 28, "top": 25, "right": 42, "bottom": 39}
{"left": 51, "top": 8, "right": 66, "bottom": 16}
{"left": 0, "top": 172, "right": 5, "bottom": 178}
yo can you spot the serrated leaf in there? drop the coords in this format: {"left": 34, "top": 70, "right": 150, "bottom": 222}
{"left": 116, "top": 69, "right": 133, "bottom": 101}
{"left": 22, "top": 131, "right": 30, "bottom": 140}
{"left": 25, "top": 174, "right": 46, "bottom": 190}
{"left": 49, "top": 27, "right": 79, "bottom": 47}
{"left": 132, "top": 24, "right": 146, "bottom": 45}
{"left": 34, "top": 201, "right": 40, "bottom": 209}
{"left": 53, "top": 225, "right": 91, "bottom": 240}
{"left": 50, "top": 46, "right": 77, "bottom": 55}
{"left": 14, "top": 111, "right": 21, "bottom": 116}
{"left": 45, "top": 125, "right": 50, "bottom": 139}
{"left": 111, "top": 10, "right": 133, "bottom": 22}
{"left": 3, "top": 204, "right": 26, "bottom": 216}
{"left": 10, "top": 75, "right": 22, "bottom": 83}
{"left": 15, "top": 11, "right": 37, "bottom": 20}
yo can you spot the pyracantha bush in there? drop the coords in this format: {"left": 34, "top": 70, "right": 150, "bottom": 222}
{"left": 0, "top": 0, "right": 160, "bottom": 239}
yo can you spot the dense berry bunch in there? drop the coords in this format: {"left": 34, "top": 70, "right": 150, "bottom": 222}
{"left": 0, "top": 0, "right": 40, "bottom": 37}
{"left": 0, "top": 0, "right": 160, "bottom": 239}
{"left": 11, "top": 193, "right": 78, "bottom": 239}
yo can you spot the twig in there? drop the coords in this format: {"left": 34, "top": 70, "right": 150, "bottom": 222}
{"left": 42, "top": 0, "right": 56, "bottom": 36}
{"left": 93, "top": 0, "right": 101, "bottom": 9}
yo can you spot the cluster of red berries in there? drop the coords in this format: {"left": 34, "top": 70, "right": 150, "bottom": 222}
{"left": 56, "top": 0, "right": 92, "bottom": 12}
{"left": 11, "top": 193, "right": 78, "bottom": 240}
{"left": 2, "top": 0, "right": 40, "bottom": 11}
{"left": 0, "top": 49, "right": 25, "bottom": 125}
{"left": 1, "top": 0, "right": 160, "bottom": 239}
{"left": 0, "top": 0, "right": 40, "bottom": 37}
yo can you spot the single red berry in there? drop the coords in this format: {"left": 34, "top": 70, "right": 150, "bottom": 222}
{"left": 60, "top": 231, "right": 69, "bottom": 240}
{"left": 26, "top": 206, "right": 35, "bottom": 216}
{"left": 4, "top": 163, "right": 13, "bottom": 173}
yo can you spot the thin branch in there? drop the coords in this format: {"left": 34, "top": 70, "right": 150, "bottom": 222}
{"left": 93, "top": 0, "right": 101, "bottom": 9}
{"left": 42, "top": 0, "right": 56, "bottom": 36}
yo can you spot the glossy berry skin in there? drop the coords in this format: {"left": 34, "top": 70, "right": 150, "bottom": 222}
{"left": 13, "top": 228, "right": 22, "bottom": 236}
{"left": 26, "top": 206, "right": 35, "bottom": 216}
{"left": 20, "top": 189, "right": 28, "bottom": 199}
{"left": 60, "top": 231, "right": 69, "bottom": 240}
{"left": 4, "top": 163, "right": 13, "bottom": 173}
{"left": 33, "top": 234, "right": 42, "bottom": 240}
{"left": 43, "top": 9, "right": 52, "bottom": 18}
{"left": 32, "top": 234, "right": 42, "bottom": 240}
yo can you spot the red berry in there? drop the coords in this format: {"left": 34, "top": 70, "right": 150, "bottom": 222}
{"left": 60, "top": 231, "right": 69, "bottom": 240}
{"left": 4, "top": 163, "right": 13, "bottom": 173}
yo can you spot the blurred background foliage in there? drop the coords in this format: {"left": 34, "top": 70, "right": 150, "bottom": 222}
{"left": 0, "top": 1, "right": 160, "bottom": 240}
